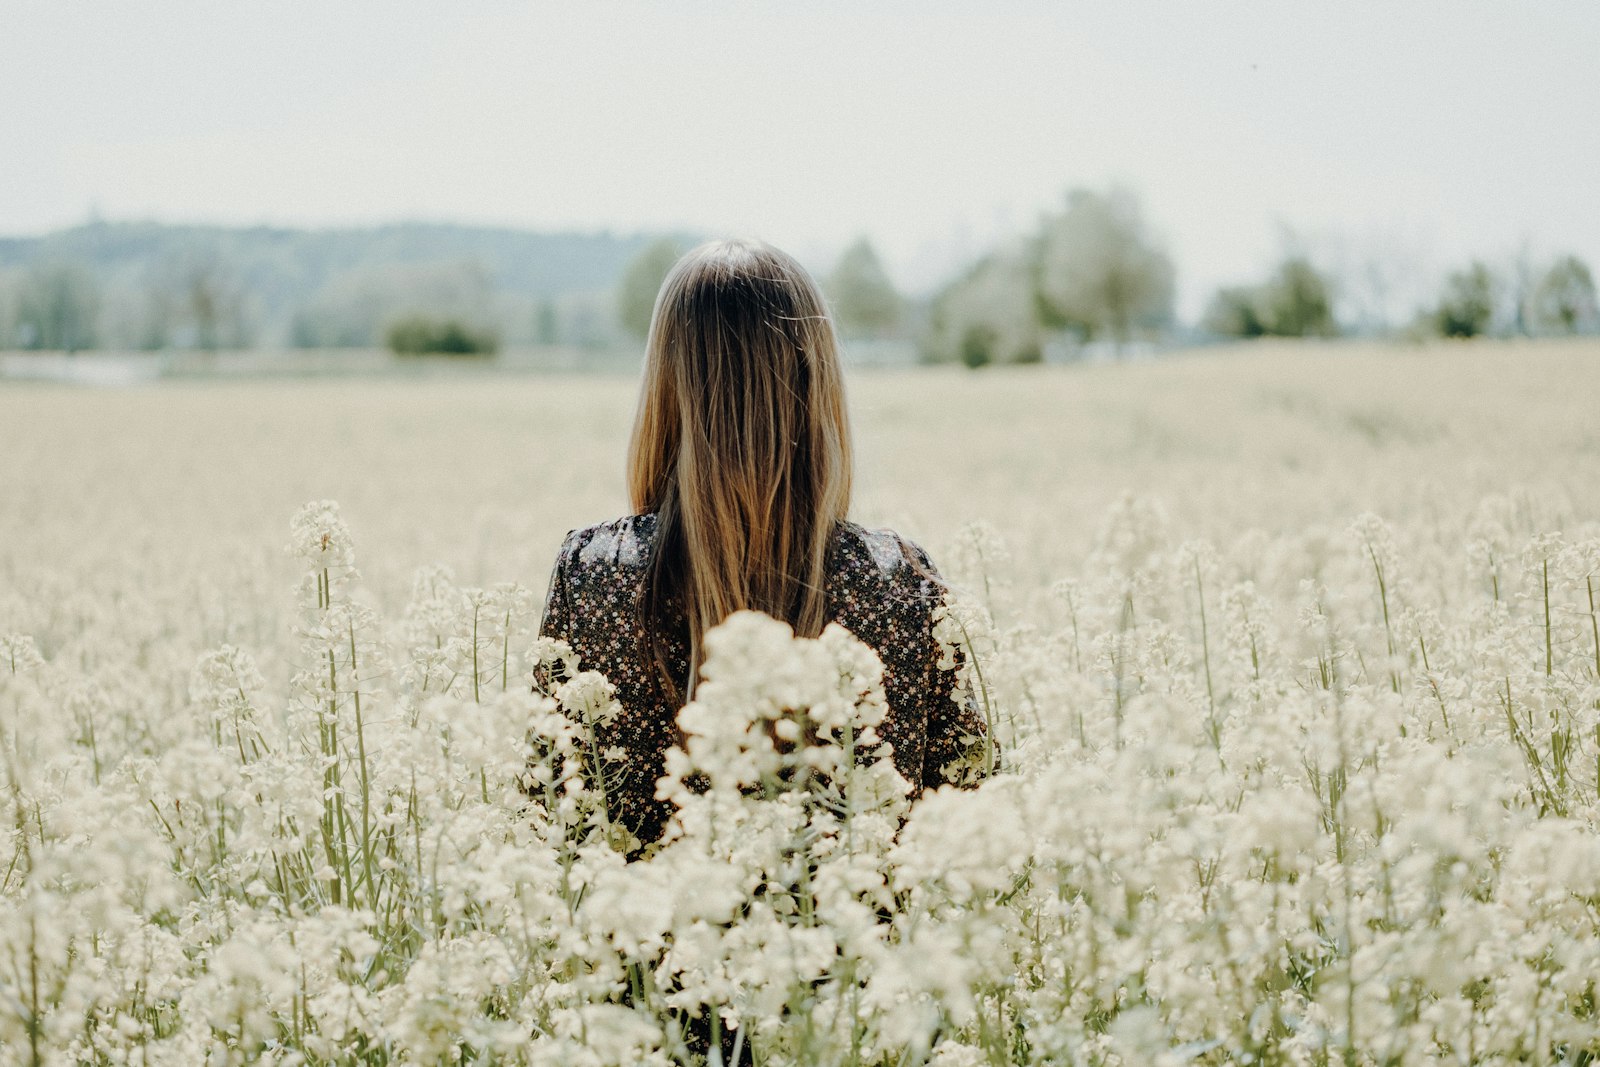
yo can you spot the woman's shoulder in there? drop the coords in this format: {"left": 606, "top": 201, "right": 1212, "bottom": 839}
{"left": 555, "top": 513, "right": 658, "bottom": 573}
{"left": 832, "top": 519, "right": 942, "bottom": 586}
{"left": 550, "top": 513, "right": 942, "bottom": 587}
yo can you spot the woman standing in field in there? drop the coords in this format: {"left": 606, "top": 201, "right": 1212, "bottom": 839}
{"left": 536, "top": 237, "right": 994, "bottom": 852}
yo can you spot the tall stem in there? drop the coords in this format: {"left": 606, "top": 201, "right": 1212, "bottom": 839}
{"left": 1587, "top": 575, "right": 1600, "bottom": 683}
{"left": 1542, "top": 558, "right": 1553, "bottom": 677}
{"left": 1194, "top": 558, "right": 1218, "bottom": 748}
{"left": 349, "top": 618, "right": 376, "bottom": 908}
{"left": 1365, "top": 544, "right": 1400, "bottom": 694}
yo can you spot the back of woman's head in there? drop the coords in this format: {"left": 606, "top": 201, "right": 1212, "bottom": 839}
{"left": 627, "top": 237, "right": 853, "bottom": 700}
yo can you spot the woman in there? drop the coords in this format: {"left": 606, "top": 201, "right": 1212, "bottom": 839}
{"left": 537, "top": 237, "right": 994, "bottom": 851}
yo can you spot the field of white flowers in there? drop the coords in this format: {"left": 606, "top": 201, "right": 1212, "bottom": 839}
{"left": 4, "top": 340, "right": 1600, "bottom": 1065}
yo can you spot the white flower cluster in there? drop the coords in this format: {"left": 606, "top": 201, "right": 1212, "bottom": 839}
{"left": 5, "top": 493, "right": 1600, "bottom": 1066}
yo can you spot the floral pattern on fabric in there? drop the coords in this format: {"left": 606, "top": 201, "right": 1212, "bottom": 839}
{"left": 537, "top": 513, "right": 994, "bottom": 847}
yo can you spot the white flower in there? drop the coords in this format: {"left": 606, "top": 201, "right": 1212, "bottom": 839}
{"left": 557, "top": 670, "right": 621, "bottom": 727}
{"left": 1, "top": 631, "right": 45, "bottom": 674}
{"left": 288, "top": 499, "right": 356, "bottom": 570}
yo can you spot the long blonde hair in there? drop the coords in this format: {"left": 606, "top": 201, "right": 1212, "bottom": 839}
{"left": 627, "top": 238, "right": 853, "bottom": 704}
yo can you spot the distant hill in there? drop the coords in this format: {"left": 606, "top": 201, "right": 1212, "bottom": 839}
{"left": 0, "top": 221, "right": 693, "bottom": 351}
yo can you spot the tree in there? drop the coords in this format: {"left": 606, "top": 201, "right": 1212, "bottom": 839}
{"left": 825, "top": 238, "right": 903, "bottom": 338}
{"left": 15, "top": 262, "right": 99, "bottom": 352}
{"left": 133, "top": 274, "right": 180, "bottom": 351}
{"left": 923, "top": 248, "right": 1041, "bottom": 367}
{"left": 1330, "top": 229, "right": 1425, "bottom": 338}
{"left": 385, "top": 316, "right": 498, "bottom": 356}
{"left": 183, "top": 255, "right": 253, "bottom": 352}
{"left": 1260, "top": 257, "right": 1336, "bottom": 337}
{"left": 617, "top": 238, "right": 686, "bottom": 340}
{"left": 1202, "top": 286, "right": 1267, "bottom": 338}
{"left": 534, "top": 299, "right": 560, "bottom": 345}
{"left": 1433, "top": 262, "right": 1497, "bottom": 338}
{"left": 289, "top": 259, "right": 495, "bottom": 349}
{"left": 1035, "top": 187, "right": 1175, "bottom": 350}
{"left": 1530, "top": 255, "right": 1598, "bottom": 335}
{"left": 1203, "top": 258, "right": 1335, "bottom": 339}
{"left": 1507, "top": 241, "right": 1536, "bottom": 336}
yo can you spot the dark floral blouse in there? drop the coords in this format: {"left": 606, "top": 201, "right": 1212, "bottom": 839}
{"left": 537, "top": 513, "right": 994, "bottom": 846}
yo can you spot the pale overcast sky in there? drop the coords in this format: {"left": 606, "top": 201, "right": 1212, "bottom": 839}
{"left": 4, "top": 1, "right": 1597, "bottom": 317}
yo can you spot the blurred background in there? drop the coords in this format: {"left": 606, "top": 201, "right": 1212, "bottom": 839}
{"left": 1, "top": 0, "right": 1597, "bottom": 382}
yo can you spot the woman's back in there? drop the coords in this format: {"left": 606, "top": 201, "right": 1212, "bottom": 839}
{"left": 541, "top": 237, "right": 996, "bottom": 854}
{"left": 538, "top": 512, "right": 991, "bottom": 847}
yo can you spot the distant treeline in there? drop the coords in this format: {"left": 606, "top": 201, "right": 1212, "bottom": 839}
{"left": 915, "top": 187, "right": 1599, "bottom": 366}
{"left": 0, "top": 221, "right": 677, "bottom": 353}
{"left": 3, "top": 201, "right": 1596, "bottom": 363}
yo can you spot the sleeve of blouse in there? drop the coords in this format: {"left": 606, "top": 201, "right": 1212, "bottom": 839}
{"left": 533, "top": 531, "right": 581, "bottom": 700}
{"left": 902, "top": 538, "right": 999, "bottom": 790}
{"left": 538, "top": 531, "right": 577, "bottom": 643}
{"left": 540, "top": 531, "right": 585, "bottom": 646}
